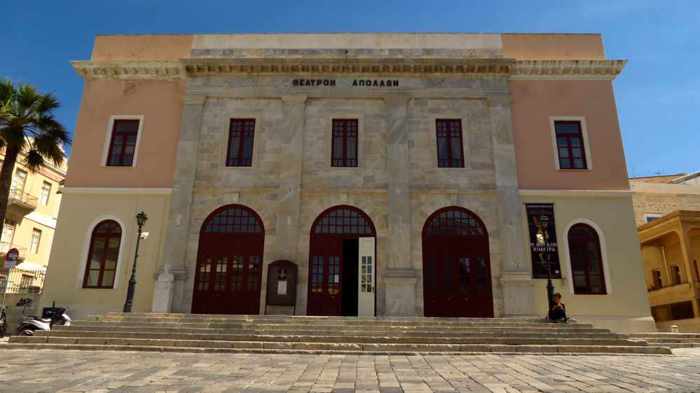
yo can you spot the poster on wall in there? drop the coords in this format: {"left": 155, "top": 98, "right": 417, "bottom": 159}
{"left": 525, "top": 204, "right": 562, "bottom": 279}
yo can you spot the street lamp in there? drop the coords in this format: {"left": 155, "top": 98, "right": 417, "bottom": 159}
{"left": 123, "top": 211, "right": 148, "bottom": 313}
{"left": 536, "top": 227, "right": 555, "bottom": 311}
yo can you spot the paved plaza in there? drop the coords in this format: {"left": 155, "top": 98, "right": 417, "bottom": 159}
{"left": 1, "top": 348, "right": 700, "bottom": 393}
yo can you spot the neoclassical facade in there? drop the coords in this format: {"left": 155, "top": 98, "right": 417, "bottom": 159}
{"left": 42, "top": 33, "right": 653, "bottom": 332}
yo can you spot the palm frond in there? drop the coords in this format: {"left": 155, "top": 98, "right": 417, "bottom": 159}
{"left": 24, "top": 149, "right": 45, "bottom": 172}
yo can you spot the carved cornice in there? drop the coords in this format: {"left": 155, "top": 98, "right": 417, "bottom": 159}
{"left": 71, "top": 58, "right": 626, "bottom": 80}
{"left": 511, "top": 59, "right": 626, "bottom": 80}
{"left": 72, "top": 60, "right": 185, "bottom": 80}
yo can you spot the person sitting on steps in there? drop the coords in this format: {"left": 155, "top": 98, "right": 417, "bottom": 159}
{"left": 548, "top": 292, "right": 568, "bottom": 323}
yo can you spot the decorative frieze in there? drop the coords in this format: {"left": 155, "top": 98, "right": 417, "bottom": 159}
{"left": 72, "top": 58, "right": 626, "bottom": 81}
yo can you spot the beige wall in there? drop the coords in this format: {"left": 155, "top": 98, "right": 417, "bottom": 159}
{"left": 511, "top": 80, "right": 630, "bottom": 190}
{"left": 631, "top": 183, "right": 700, "bottom": 225}
{"left": 502, "top": 34, "right": 605, "bottom": 60}
{"left": 91, "top": 35, "right": 193, "bottom": 61}
{"left": 40, "top": 191, "right": 170, "bottom": 319}
{"left": 521, "top": 193, "right": 654, "bottom": 331}
{"left": 66, "top": 79, "right": 185, "bottom": 188}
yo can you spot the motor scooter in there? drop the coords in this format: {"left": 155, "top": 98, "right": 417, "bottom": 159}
{"left": 16, "top": 298, "right": 71, "bottom": 336}
{"left": 0, "top": 304, "right": 7, "bottom": 338}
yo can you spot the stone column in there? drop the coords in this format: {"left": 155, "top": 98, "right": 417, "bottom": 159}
{"left": 152, "top": 94, "right": 206, "bottom": 313}
{"left": 270, "top": 95, "right": 307, "bottom": 314}
{"left": 678, "top": 224, "right": 700, "bottom": 317}
{"left": 383, "top": 96, "right": 416, "bottom": 316}
{"left": 488, "top": 94, "right": 535, "bottom": 316}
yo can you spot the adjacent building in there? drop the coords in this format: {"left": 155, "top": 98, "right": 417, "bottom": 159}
{"left": 41, "top": 33, "right": 653, "bottom": 332}
{"left": 0, "top": 148, "right": 66, "bottom": 295}
{"left": 632, "top": 173, "right": 700, "bottom": 331}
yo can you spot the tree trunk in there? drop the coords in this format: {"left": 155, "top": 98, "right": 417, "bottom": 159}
{"left": 0, "top": 144, "right": 20, "bottom": 244}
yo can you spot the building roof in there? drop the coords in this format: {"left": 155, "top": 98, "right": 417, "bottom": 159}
{"left": 630, "top": 172, "right": 700, "bottom": 185}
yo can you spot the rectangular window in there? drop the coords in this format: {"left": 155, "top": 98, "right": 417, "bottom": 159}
{"left": 436, "top": 119, "right": 464, "bottom": 168}
{"left": 670, "top": 265, "right": 682, "bottom": 285}
{"left": 331, "top": 119, "right": 358, "bottom": 167}
{"left": 554, "top": 121, "right": 587, "bottom": 170}
{"left": 1, "top": 222, "right": 15, "bottom": 245}
{"left": 652, "top": 269, "right": 663, "bottom": 289}
{"left": 11, "top": 169, "right": 28, "bottom": 197}
{"left": 40, "top": 181, "right": 52, "bottom": 206}
{"left": 19, "top": 274, "right": 33, "bottom": 290}
{"left": 30, "top": 228, "right": 41, "bottom": 254}
{"left": 107, "top": 119, "right": 140, "bottom": 166}
{"left": 226, "top": 119, "right": 255, "bottom": 167}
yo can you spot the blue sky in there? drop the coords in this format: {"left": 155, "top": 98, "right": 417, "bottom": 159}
{"left": 2, "top": 1, "right": 698, "bottom": 176}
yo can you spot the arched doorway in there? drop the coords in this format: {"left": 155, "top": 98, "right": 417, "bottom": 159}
{"left": 308, "top": 205, "right": 376, "bottom": 316}
{"left": 192, "top": 204, "right": 264, "bottom": 314}
{"left": 422, "top": 207, "right": 493, "bottom": 317}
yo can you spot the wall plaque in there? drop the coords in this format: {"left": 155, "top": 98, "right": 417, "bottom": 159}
{"left": 526, "top": 204, "right": 562, "bottom": 279}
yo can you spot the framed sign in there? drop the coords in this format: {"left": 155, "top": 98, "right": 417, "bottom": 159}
{"left": 525, "top": 204, "right": 561, "bottom": 279}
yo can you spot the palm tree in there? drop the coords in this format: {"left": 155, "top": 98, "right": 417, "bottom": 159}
{"left": 0, "top": 79, "right": 70, "bottom": 238}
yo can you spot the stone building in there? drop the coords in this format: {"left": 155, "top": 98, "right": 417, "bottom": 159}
{"left": 631, "top": 173, "right": 700, "bottom": 331}
{"left": 41, "top": 33, "right": 653, "bottom": 332}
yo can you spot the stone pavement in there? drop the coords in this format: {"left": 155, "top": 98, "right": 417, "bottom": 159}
{"left": 1, "top": 348, "right": 700, "bottom": 393}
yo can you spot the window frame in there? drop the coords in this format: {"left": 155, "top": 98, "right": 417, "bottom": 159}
{"left": 102, "top": 115, "right": 144, "bottom": 167}
{"left": 330, "top": 119, "right": 359, "bottom": 168}
{"left": 40, "top": 181, "right": 52, "bottom": 206}
{"left": 562, "top": 219, "right": 611, "bottom": 295}
{"left": 549, "top": 117, "right": 592, "bottom": 171}
{"left": 435, "top": 119, "right": 465, "bottom": 168}
{"left": 225, "top": 118, "right": 256, "bottom": 167}
{"left": 81, "top": 219, "right": 123, "bottom": 289}
{"left": 567, "top": 223, "right": 607, "bottom": 295}
{"left": 30, "top": 228, "right": 42, "bottom": 255}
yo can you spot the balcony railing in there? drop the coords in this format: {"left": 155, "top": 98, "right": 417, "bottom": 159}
{"left": 6, "top": 187, "right": 38, "bottom": 216}
{"left": 0, "top": 242, "right": 28, "bottom": 257}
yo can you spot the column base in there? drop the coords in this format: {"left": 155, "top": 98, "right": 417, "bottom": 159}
{"left": 500, "top": 272, "right": 536, "bottom": 316}
{"left": 383, "top": 268, "right": 418, "bottom": 316}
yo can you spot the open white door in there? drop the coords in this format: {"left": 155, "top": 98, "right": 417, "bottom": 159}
{"left": 358, "top": 237, "right": 375, "bottom": 316}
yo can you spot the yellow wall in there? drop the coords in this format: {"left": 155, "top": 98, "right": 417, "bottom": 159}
{"left": 40, "top": 190, "right": 170, "bottom": 319}
{"left": 521, "top": 193, "right": 654, "bottom": 331}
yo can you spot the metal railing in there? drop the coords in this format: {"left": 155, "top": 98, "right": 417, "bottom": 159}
{"left": 0, "top": 264, "right": 46, "bottom": 296}
{"left": 8, "top": 187, "right": 38, "bottom": 209}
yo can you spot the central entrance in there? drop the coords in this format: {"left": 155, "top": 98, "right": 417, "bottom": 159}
{"left": 308, "top": 206, "right": 376, "bottom": 316}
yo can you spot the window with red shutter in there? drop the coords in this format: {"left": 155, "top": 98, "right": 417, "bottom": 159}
{"left": 331, "top": 119, "right": 358, "bottom": 167}
{"left": 554, "top": 121, "right": 588, "bottom": 170}
{"left": 106, "top": 120, "right": 139, "bottom": 166}
{"left": 435, "top": 119, "right": 464, "bottom": 168}
{"left": 226, "top": 119, "right": 255, "bottom": 167}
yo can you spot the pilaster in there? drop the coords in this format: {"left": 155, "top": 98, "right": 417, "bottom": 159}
{"left": 383, "top": 96, "right": 416, "bottom": 316}
{"left": 153, "top": 93, "right": 206, "bottom": 313}
{"left": 488, "top": 94, "right": 535, "bottom": 316}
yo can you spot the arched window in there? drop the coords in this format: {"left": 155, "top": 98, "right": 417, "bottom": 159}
{"left": 568, "top": 223, "right": 606, "bottom": 294}
{"left": 83, "top": 220, "right": 122, "bottom": 288}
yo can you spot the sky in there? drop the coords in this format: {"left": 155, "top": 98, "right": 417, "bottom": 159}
{"left": 1, "top": 0, "right": 698, "bottom": 177}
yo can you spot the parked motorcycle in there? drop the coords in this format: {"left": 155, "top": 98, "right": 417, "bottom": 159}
{"left": 16, "top": 298, "right": 71, "bottom": 336}
{"left": 0, "top": 304, "right": 7, "bottom": 338}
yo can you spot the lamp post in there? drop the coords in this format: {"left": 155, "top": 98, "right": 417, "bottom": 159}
{"left": 123, "top": 211, "right": 148, "bottom": 313}
{"left": 536, "top": 227, "right": 555, "bottom": 310}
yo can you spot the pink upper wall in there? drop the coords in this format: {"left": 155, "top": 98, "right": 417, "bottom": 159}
{"left": 510, "top": 79, "right": 630, "bottom": 190}
{"left": 65, "top": 79, "right": 184, "bottom": 188}
{"left": 501, "top": 34, "right": 605, "bottom": 60}
{"left": 91, "top": 35, "right": 193, "bottom": 61}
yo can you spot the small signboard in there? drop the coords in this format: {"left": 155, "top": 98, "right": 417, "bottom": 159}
{"left": 5, "top": 248, "right": 19, "bottom": 270}
{"left": 525, "top": 204, "right": 562, "bottom": 279}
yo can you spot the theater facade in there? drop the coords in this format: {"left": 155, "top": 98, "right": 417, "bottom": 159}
{"left": 41, "top": 33, "right": 654, "bottom": 331}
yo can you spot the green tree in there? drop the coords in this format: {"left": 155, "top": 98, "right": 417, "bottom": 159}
{"left": 0, "top": 79, "right": 70, "bottom": 239}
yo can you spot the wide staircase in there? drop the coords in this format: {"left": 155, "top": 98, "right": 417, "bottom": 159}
{"left": 6, "top": 313, "right": 672, "bottom": 355}
{"left": 628, "top": 332, "right": 700, "bottom": 349}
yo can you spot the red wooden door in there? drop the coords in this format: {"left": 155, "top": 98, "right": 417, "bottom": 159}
{"left": 192, "top": 205, "right": 264, "bottom": 315}
{"left": 422, "top": 207, "right": 493, "bottom": 317}
{"left": 307, "top": 206, "right": 376, "bottom": 316}
{"left": 308, "top": 236, "right": 343, "bottom": 316}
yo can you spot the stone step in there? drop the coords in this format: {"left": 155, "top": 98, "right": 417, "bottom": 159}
{"left": 629, "top": 333, "right": 700, "bottom": 339}
{"left": 51, "top": 325, "right": 622, "bottom": 338}
{"left": 70, "top": 321, "right": 601, "bottom": 332}
{"left": 101, "top": 313, "right": 548, "bottom": 323}
{"left": 29, "top": 330, "right": 642, "bottom": 346}
{"left": 6, "top": 338, "right": 671, "bottom": 355}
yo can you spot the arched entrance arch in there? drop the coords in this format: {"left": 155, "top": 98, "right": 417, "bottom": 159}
{"left": 192, "top": 204, "right": 265, "bottom": 314}
{"left": 422, "top": 207, "right": 493, "bottom": 317}
{"left": 308, "top": 205, "right": 376, "bottom": 316}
